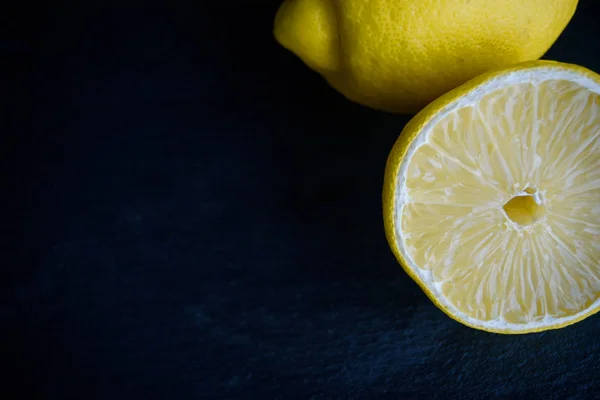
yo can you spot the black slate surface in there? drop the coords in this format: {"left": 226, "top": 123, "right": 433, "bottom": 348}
{"left": 3, "top": 1, "right": 600, "bottom": 399}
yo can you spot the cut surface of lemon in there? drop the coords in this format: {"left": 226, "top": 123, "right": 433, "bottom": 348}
{"left": 383, "top": 60, "right": 600, "bottom": 334}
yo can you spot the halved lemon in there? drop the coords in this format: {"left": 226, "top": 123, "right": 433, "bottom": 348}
{"left": 383, "top": 60, "right": 600, "bottom": 334}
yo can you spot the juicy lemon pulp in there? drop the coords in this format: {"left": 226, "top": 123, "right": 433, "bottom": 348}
{"left": 390, "top": 64, "right": 600, "bottom": 332}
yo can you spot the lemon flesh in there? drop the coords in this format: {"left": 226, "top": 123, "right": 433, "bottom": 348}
{"left": 384, "top": 61, "right": 600, "bottom": 333}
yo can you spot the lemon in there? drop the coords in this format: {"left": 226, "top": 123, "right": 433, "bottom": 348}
{"left": 383, "top": 60, "right": 600, "bottom": 334}
{"left": 274, "top": 0, "right": 579, "bottom": 113}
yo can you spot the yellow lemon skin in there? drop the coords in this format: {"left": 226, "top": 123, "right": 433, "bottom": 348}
{"left": 274, "top": 0, "right": 579, "bottom": 114}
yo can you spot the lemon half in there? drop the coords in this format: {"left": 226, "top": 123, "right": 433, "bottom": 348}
{"left": 383, "top": 60, "right": 600, "bottom": 334}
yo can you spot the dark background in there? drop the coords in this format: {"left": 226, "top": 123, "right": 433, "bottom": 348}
{"left": 2, "top": 1, "right": 600, "bottom": 398}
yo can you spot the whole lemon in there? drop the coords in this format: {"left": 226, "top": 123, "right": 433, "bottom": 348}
{"left": 273, "top": 0, "right": 579, "bottom": 113}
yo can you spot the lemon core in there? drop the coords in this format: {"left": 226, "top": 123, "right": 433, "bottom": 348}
{"left": 502, "top": 188, "right": 546, "bottom": 227}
